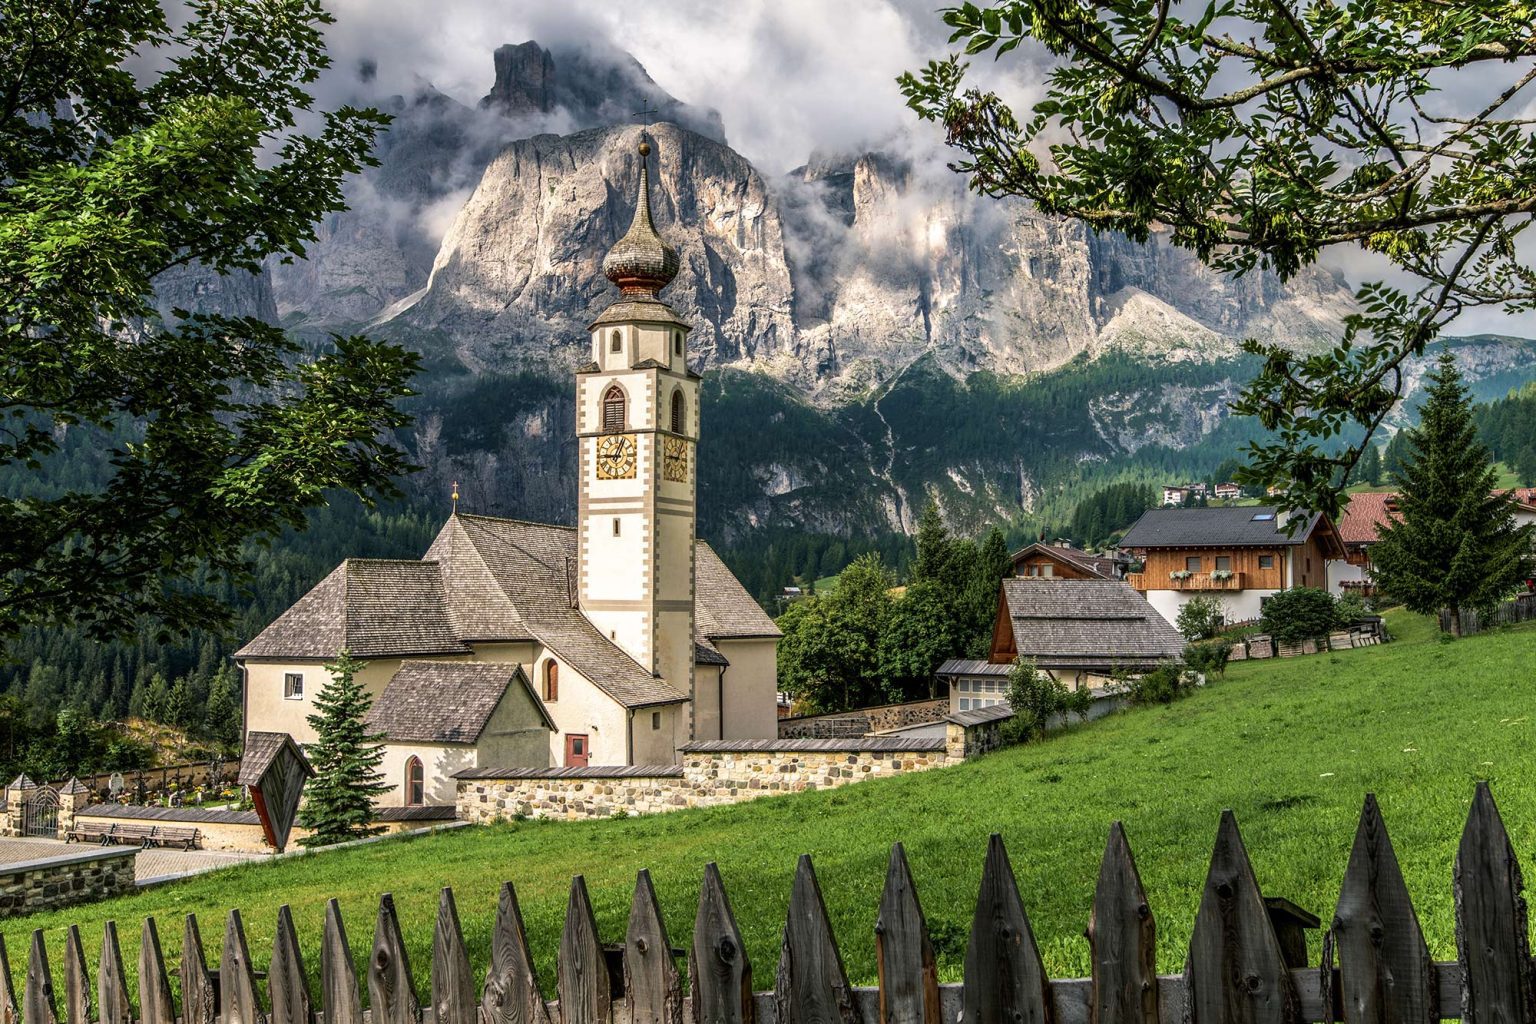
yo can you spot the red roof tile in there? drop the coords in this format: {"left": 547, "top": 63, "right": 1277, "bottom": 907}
{"left": 1338, "top": 492, "right": 1401, "bottom": 545}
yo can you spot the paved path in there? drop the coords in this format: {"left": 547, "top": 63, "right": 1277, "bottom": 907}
{"left": 0, "top": 834, "right": 265, "bottom": 882}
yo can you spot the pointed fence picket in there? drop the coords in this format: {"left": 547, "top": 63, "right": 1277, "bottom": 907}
{"left": 5, "top": 784, "right": 1532, "bottom": 1024}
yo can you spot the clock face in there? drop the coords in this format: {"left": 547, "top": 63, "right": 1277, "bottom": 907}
{"left": 595, "top": 433, "right": 637, "bottom": 480}
{"left": 663, "top": 437, "right": 690, "bottom": 482}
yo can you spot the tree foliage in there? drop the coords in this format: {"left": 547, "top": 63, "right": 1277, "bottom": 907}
{"left": 1175, "top": 595, "right": 1223, "bottom": 641}
{"left": 1, "top": 0, "right": 419, "bottom": 645}
{"left": 901, "top": 0, "right": 1536, "bottom": 520}
{"left": 1260, "top": 587, "right": 1341, "bottom": 645}
{"left": 1002, "top": 658, "right": 1068, "bottom": 742}
{"left": 1369, "top": 352, "right": 1534, "bottom": 635}
{"left": 297, "top": 651, "right": 388, "bottom": 847}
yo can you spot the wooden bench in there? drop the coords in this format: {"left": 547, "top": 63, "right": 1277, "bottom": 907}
{"left": 65, "top": 822, "right": 115, "bottom": 845}
{"left": 150, "top": 825, "right": 201, "bottom": 850}
{"left": 103, "top": 823, "right": 160, "bottom": 848}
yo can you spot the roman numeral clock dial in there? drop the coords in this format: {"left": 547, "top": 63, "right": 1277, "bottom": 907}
{"left": 595, "top": 433, "right": 637, "bottom": 479}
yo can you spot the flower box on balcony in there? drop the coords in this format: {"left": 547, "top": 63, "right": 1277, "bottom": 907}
{"left": 1169, "top": 570, "right": 1193, "bottom": 581}
{"left": 1211, "top": 569, "right": 1235, "bottom": 581}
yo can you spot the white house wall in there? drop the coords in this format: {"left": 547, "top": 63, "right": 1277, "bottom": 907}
{"left": 244, "top": 658, "right": 408, "bottom": 746}
{"left": 534, "top": 652, "right": 633, "bottom": 766}
{"left": 1145, "top": 588, "right": 1270, "bottom": 628}
{"left": 378, "top": 741, "right": 477, "bottom": 807}
{"left": 712, "top": 638, "right": 780, "bottom": 740}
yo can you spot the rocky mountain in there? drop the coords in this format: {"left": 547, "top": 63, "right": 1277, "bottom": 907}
{"left": 155, "top": 41, "right": 1536, "bottom": 541}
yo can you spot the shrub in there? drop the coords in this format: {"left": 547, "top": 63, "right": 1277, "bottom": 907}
{"left": 1260, "top": 587, "right": 1338, "bottom": 645}
{"left": 1121, "top": 663, "right": 1188, "bottom": 705}
{"left": 1001, "top": 659, "right": 1068, "bottom": 743}
{"left": 1333, "top": 592, "right": 1368, "bottom": 627}
{"left": 1176, "top": 596, "right": 1224, "bottom": 640}
{"left": 1183, "top": 639, "right": 1233, "bottom": 678}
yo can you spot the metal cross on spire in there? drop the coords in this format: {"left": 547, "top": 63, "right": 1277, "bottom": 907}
{"left": 632, "top": 104, "right": 659, "bottom": 128}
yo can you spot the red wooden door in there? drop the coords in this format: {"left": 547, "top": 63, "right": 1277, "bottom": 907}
{"left": 565, "top": 733, "right": 590, "bottom": 768}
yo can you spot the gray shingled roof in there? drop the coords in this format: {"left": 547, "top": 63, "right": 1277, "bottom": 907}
{"left": 236, "top": 512, "right": 774, "bottom": 709}
{"left": 1118, "top": 506, "right": 1323, "bottom": 549}
{"left": 234, "top": 560, "right": 469, "bottom": 660}
{"left": 1002, "top": 578, "right": 1185, "bottom": 667}
{"left": 237, "top": 732, "right": 313, "bottom": 786}
{"left": 364, "top": 661, "right": 553, "bottom": 744}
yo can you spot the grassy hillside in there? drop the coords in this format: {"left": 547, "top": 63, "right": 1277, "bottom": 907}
{"left": 9, "top": 611, "right": 1534, "bottom": 997}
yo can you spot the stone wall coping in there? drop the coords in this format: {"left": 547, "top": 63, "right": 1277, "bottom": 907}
{"left": 944, "top": 704, "right": 1016, "bottom": 727}
{"left": 777, "top": 697, "right": 949, "bottom": 724}
{"left": 77, "top": 802, "right": 259, "bottom": 825}
{"left": 680, "top": 737, "right": 947, "bottom": 754}
{"left": 0, "top": 844, "right": 138, "bottom": 876}
{"left": 454, "top": 765, "right": 686, "bottom": 781}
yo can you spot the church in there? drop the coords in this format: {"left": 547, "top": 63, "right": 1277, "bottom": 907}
{"left": 235, "top": 137, "right": 782, "bottom": 807}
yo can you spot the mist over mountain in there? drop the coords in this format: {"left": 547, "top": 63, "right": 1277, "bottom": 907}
{"left": 160, "top": 41, "right": 1536, "bottom": 539}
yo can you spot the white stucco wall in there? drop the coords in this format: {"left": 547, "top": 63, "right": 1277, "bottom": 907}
{"left": 244, "top": 658, "right": 407, "bottom": 745}
{"left": 1144, "top": 589, "right": 1270, "bottom": 629}
{"left": 533, "top": 652, "right": 632, "bottom": 766}
{"left": 1327, "top": 560, "right": 1369, "bottom": 595}
{"left": 712, "top": 638, "right": 780, "bottom": 740}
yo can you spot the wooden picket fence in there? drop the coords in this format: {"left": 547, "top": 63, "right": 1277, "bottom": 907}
{"left": 4, "top": 782, "right": 1533, "bottom": 1024}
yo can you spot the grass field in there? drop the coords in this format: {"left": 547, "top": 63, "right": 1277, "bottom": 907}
{"left": 7, "top": 610, "right": 1534, "bottom": 999}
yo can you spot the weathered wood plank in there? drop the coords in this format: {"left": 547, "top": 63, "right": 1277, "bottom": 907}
{"left": 876, "top": 844, "right": 939, "bottom": 1024}
{"left": 368, "top": 894, "right": 421, "bottom": 1024}
{"left": 481, "top": 882, "right": 552, "bottom": 1024}
{"left": 1331, "top": 795, "right": 1435, "bottom": 1024}
{"left": 559, "top": 875, "right": 611, "bottom": 1024}
{"left": 0, "top": 934, "right": 19, "bottom": 1024}
{"left": 964, "top": 833, "right": 1051, "bottom": 1024}
{"left": 1089, "top": 823, "right": 1156, "bottom": 1024}
{"left": 270, "top": 905, "right": 312, "bottom": 1024}
{"left": 139, "top": 919, "right": 176, "bottom": 1024}
{"left": 1185, "top": 811, "right": 1298, "bottom": 1024}
{"left": 775, "top": 854, "right": 861, "bottom": 1024}
{"left": 689, "top": 863, "right": 753, "bottom": 1024}
{"left": 1453, "top": 782, "right": 1534, "bottom": 1024}
{"left": 24, "top": 931, "right": 57, "bottom": 1024}
{"left": 320, "top": 900, "right": 363, "bottom": 1024}
{"left": 62, "top": 927, "right": 88, "bottom": 1024}
{"left": 180, "top": 916, "right": 217, "bottom": 1024}
{"left": 433, "top": 888, "right": 476, "bottom": 1024}
{"left": 97, "top": 922, "right": 133, "bottom": 1024}
{"left": 625, "top": 870, "right": 681, "bottom": 1024}
{"left": 221, "top": 910, "right": 266, "bottom": 1024}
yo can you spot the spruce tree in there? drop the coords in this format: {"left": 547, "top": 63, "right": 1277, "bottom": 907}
{"left": 297, "top": 652, "right": 388, "bottom": 847}
{"left": 1356, "top": 443, "right": 1383, "bottom": 487}
{"left": 1370, "top": 352, "right": 1535, "bottom": 636}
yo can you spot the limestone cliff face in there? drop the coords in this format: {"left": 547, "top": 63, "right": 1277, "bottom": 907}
{"left": 403, "top": 122, "right": 796, "bottom": 375}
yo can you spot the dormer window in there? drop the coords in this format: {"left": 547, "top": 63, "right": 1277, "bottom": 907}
{"left": 602, "top": 384, "right": 626, "bottom": 432}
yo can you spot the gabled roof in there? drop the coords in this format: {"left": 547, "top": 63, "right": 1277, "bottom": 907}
{"left": 1339, "top": 492, "right": 1401, "bottom": 546}
{"left": 1009, "top": 542, "right": 1118, "bottom": 579}
{"left": 235, "top": 511, "right": 774, "bottom": 709}
{"left": 237, "top": 732, "right": 314, "bottom": 786}
{"left": 1119, "top": 506, "right": 1329, "bottom": 550}
{"left": 364, "top": 661, "right": 554, "bottom": 744}
{"left": 1001, "top": 578, "right": 1185, "bottom": 668}
{"left": 233, "top": 560, "right": 469, "bottom": 660}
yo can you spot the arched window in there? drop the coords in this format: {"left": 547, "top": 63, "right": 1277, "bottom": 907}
{"left": 404, "top": 756, "right": 424, "bottom": 806}
{"left": 544, "top": 661, "right": 559, "bottom": 702}
{"left": 670, "top": 389, "right": 685, "bottom": 434}
{"left": 602, "top": 385, "right": 626, "bottom": 432}
{"left": 609, "top": 330, "right": 622, "bottom": 353}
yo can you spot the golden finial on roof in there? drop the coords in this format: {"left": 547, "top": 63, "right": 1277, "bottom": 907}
{"left": 602, "top": 134, "right": 679, "bottom": 296}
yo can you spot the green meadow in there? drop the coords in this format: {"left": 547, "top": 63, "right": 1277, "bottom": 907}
{"left": 7, "top": 610, "right": 1533, "bottom": 998}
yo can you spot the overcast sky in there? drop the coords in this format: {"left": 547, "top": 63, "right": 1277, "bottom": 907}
{"left": 318, "top": 0, "right": 1532, "bottom": 338}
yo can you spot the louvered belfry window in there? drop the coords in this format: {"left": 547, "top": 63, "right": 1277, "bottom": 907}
{"left": 602, "top": 385, "right": 625, "bottom": 432}
{"left": 671, "top": 389, "right": 684, "bottom": 433}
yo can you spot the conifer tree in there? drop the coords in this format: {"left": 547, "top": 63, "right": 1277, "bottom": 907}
{"left": 298, "top": 652, "right": 388, "bottom": 847}
{"left": 1370, "top": 353, "right": 1535, "bottom": 636}
{"left": 1356, "top": 444, "right": 1383, "bottom": 488}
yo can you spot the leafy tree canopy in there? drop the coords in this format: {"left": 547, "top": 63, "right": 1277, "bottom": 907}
{"left": 1, "top": 0, "right": 419, "bottom": 645}
{"left": 901, "top": 0, "right": 1536, "bottom": 520}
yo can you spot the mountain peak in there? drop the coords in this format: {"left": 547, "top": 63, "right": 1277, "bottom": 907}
{"left": 482, "top": 41, "right": 557, "bottom": 116}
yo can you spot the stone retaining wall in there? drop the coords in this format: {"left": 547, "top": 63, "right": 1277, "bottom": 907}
{"left": 0, "top": 846, "right": 136, "bottom": 918}
{"left": 458, "top": 739, "right": 949, "bottom": 823}
{"left": 777, "top": 699, "right": 949, "bottom": 739}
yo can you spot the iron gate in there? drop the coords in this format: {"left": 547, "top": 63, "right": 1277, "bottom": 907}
{"left": 23, "top": 785, "right": 58, "bottom": 837}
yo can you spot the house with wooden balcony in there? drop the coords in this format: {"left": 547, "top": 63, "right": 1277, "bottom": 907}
{"left": 1119, "top": 506, "right": 1346, "bottom": 627}
{"left": 1009, "top": 540, "right": 1130, "bottom": 580}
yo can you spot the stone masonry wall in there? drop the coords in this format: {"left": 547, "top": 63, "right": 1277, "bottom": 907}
{"left": 457, "top": 739, "right": 950, "bottom": 823}
{"left": 0, "top": 847, "right": 136, "bottom": 919}
{"left": 777, "top": 699, "right": 949, "bottom": 739}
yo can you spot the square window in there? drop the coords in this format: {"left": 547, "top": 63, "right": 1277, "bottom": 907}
{"left": 1186, "top": 556, "right": 1202, "bottom": 572}
{"left": 1259, "top": 555, "right": 1274, "bottom": 569}
{"left": 1215, "top": 556, "right": 1232, "bottom": 571}
{"left": 283, "top": 673, "right": 303, "bottom": 699}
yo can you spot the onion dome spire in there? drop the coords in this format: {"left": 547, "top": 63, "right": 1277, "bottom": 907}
{"left": 602, "top": 137, "right": 680, "bottom": 296}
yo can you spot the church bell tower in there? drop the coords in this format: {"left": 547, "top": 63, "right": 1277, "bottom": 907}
{"left": 576, "top": 135, "right": 698, "bottom": 714}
